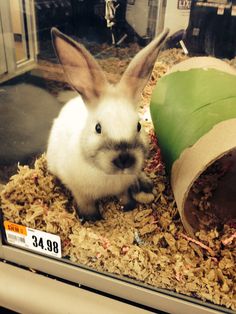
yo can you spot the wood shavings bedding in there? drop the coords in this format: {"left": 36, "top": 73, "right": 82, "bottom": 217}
{"left": 1, "top": 151, "right": 235, "bottom": 310}
{"left": 1, "top": 49, "right": 235, "bottom": 311}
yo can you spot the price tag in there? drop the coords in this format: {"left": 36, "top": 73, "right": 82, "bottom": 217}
{"left": 217, "top": 6, "right": 224, "bottom": 15}
{"left": 179, "top": 40, "right": 189, "bottom": 55}
{"left": 4, "top": 221, "right": 62, "bottom": 258}
{"left": 232, "top": 6, "right": 236, "bottom": 16}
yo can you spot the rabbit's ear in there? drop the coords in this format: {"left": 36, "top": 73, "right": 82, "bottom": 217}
{"left": 51, "top": 28, "right": 108, "bottom": 106}
{"left": 118, "top": 29, "right": 169, "bottom": 102}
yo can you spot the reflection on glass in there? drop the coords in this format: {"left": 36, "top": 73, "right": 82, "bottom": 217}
{"left": 10, "top": 0, "right": 28, "bottom": 63}
{"left": 0, "top": 2, "right": 236, "bottom": 313}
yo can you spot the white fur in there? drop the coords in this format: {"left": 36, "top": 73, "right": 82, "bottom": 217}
{"left": 47, "top": 92, "right": 145, "bottom": 216}
{"left": 47, "top": 28, "right": 169, "bottom": 218}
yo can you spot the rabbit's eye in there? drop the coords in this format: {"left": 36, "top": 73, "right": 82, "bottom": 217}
{"left": 95, "top": 123, "right": 102, "bottom": 134}
{"left": 137, "top": 121, "right": 141, "bottom": 132}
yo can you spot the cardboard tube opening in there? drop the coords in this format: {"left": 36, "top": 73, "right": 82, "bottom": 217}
{"left": 184, "top": 149, "right": 236, "bottom": 234}
{"left": 171, "top": 119, "right": 236, "bottom": 236}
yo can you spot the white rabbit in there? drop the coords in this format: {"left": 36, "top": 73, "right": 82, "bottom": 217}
{"left": 47, "top": 28, "right": 169, "bottom": 220}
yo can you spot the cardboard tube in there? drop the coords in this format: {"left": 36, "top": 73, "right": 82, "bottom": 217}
{"left": 172, "top": 119, "right": 236, "bottom": 235}
{"left": 150, "top": 57, "right": 236, "bottom": 235}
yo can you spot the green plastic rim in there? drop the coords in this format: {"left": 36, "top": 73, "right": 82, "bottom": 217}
{"left": 150, "top": 68, "right": 236, "bottom": 173}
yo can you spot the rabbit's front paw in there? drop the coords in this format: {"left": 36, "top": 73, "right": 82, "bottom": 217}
{"left": 76, "top": 200, "right": 103, "bottom": 222}
{"left": 122, "top": 198, "right": 137, "bottom": 212}
{"left": 79, "top": 210, "right": 103, "bottom": 222}
{"left": 129, "top": 172, "right": 154, "bottom": 194}
{"left": 129, "top": 173, "right": 154, "bottom": 204}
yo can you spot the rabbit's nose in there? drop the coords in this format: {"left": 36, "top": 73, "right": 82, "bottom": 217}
{"left": 113, "top": 153, "right": 135, "bottom": 169}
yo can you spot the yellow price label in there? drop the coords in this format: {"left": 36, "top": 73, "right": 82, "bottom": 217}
{"left": 4, "top": 221, "right": 27, "bottom": 236}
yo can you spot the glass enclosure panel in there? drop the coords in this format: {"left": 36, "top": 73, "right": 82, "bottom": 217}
{"left": 10, "top": 0, "right": 28, "bottom": 63}
{"left": 0, "top": 0, "right": 36, "bottom": 82}
{"left": 0, "top": 16, "right": 7, "bottom": 75}
{"left": 0, "top": 1, "right": 235, "bottom": 313}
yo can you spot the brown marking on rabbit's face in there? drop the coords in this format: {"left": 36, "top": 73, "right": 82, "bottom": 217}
{"left": 79, "top": 93, "right": 148, "bottom": 175}
{"left": 81, "top": 136, "right": 147, "bottom": 175}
